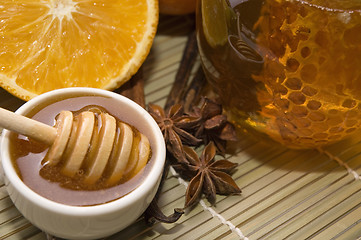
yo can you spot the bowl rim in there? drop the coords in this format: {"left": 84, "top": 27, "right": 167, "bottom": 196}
{"left": 1, "top": 87, "right": 166, "bottom": 217}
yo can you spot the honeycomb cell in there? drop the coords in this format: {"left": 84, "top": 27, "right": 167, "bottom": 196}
{"left": 328, "top": 109, "right": 339, "bottom": 115}
{"left": 268, "top": 60, "right": 286, "bottom": 79}
{"left": 274, "top": 84, "right": 289, "bottom": 95}
{"left": 328, "top": 134, "right": 342, "bottom": 140}
{"left": 308, "top": 112, "right": 326, "bottom": 121}
{"left": 285, "top": 77, "right": 302, "bottom": 90}
{"left": 298, "top": 128, "right": 313, "bottom": 136}
{"left": 293, "top": 117, "right": 311, "bottom": 127}
{"left": 345, "top": 119, "right": 358, "bottom": 127}
{"left": 346, "top": 128, "right": 357, "bottom": 133}
{"left": 275, "top": 98, "right": 290, "bottom": 110}
{"left": 288, "top": 37, "right": 300, "bottom": 53}
{"left": 344, "top": 24, "right": 361, "bottom": 46}
{"left": 282, "top": 120, "right": 297, "bottom": 131}
{"left": 344, "top": 50, "right": 360, "bottom": 77}
{"left": 279, "top": 131, "right": 298, "bottom": 142}
{"left": 311, "top": 122, "right": 329, "bottom": 132}
{"left": 342, "top": 99, "right": 357, "bottom": 108}
{"left": 301, "top": 46, "right": 311, "bottom": 58}
{"left": 291, "top": 105, "right": 308, "bottom": 117}
{"left": 288, "top": 91, "right": 306, "bottom": 105}
{"left": 344, "top": 110, "right": 359, "bottom": 118}
{"left": 298, "top": 137, "right": 315, "bottom": 145}
{"left": 335, "top": 84, "right": 347, "bottom": 96}
{"left": 313, "top": 132, "right": 328, "bottom": 139}
{"left": 302, "top": 86, "right": 318, "bottom": 96}
{"left": 326, "top": 116, "right": 343, "bottom": 126}
{"left": 315, "top": 30, "right": 330, "bottom": 48}
{"left": 318, "top": 56, "right": 326, "bottom": 65}
{"left": 300, "top": 64, "right": 317, "bottom": 83}
{"left": 286, "top": 58, "right": 300, "bottom": 72}
{"left": 277, "top": 123, "right": 297, "bottom": 139}
{"left": 296, "top": 26, "right": 311, "bottom": 41}
{"left": 307, "top": 100, "right": 321, "bottom": 110}
{"left": 329, "top": 126, "right": 344, "bottom": 133}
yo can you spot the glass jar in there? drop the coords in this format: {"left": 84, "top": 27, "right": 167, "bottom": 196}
{"left": 196, "top": 0, "right": 361, "bottom": 148}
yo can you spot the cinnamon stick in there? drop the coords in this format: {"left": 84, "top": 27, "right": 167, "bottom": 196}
{"left": 164, "top": 30, "right": 198, "bottom": 111}
{"left": 181, "top": 65, "right": 207, "bottom": 112}
{"left": 115, "top": 67, "right": 145, "bottom": 108}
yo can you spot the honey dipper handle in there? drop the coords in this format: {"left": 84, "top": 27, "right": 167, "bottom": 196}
{"left": 0, "top": 107, "right": 57, "bottom": 145}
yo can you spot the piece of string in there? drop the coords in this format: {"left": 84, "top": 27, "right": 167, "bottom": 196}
{"left": 169, "top": 166, "right": 249, "bottom": 240}
{"left": 317, "top": 147, "right": 361, "bottom": 181}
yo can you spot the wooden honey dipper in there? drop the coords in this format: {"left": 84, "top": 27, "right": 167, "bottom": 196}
{"left": 0, "top": 107, "right": 151, "bottom": 185}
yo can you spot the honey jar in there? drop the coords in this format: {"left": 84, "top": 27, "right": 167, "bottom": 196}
{"left": 197, "top": 0, "right": 361, "bottom": 148}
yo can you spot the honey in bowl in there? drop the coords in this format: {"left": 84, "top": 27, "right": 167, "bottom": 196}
{"left": 197, "top": 0, "right": 361, "bottom": 148}
{"left": 9, "top": 95, "right": 153, "bottom": 206}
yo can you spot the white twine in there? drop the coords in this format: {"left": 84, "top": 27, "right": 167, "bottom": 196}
{"left": 169, "top": 166, "right": 249, "bottom": 240}
{"left": 317, "top": 147, "right": 361, "bottom": 181}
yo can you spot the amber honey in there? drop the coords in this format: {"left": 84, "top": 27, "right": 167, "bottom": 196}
{"left": 197, "top": 0, "right": 361, "bottom": 148}
{"left": 9, "top": 95, "right": 153, "bottom": 206}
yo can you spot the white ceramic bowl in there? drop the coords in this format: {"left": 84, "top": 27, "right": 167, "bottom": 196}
{"left": 0, "top": 88, "right": 166, "bottom": 240}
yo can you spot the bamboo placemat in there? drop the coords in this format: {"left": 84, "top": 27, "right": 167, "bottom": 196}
{"left": 2, "top": 14, "right": 361, "bottom": 240}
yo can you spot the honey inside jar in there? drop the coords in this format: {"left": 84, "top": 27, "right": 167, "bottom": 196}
{"left": 197, "top": 0, "right": 361, "bottom": 148}
{"left": 9, "top": 95, "right": 153, "bottom": 206}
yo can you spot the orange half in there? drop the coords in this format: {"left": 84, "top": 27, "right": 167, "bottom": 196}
{"left": 0, "top": 0, "right": 158, "bottom": 101}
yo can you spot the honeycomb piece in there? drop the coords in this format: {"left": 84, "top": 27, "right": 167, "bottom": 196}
{"left": 253, "top": 0, "right": 361, "bottom": 148}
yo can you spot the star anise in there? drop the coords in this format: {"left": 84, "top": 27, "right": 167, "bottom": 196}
{"left": 148, "top": 103, "right": 202, "bottom": 163}
{"left": 186, "top": 97, "right": 238, "bottom": 154}
{"left": 176, "top": 142, "right": 241, "bottom": 208}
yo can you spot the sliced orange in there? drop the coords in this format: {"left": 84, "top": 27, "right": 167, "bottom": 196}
{"left": 0, "top": 0, "right": 158, "bottom": 101}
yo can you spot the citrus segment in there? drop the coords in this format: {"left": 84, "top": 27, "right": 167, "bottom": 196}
{"left": 0, "top": 0, "right": 158, "bottom": 100}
